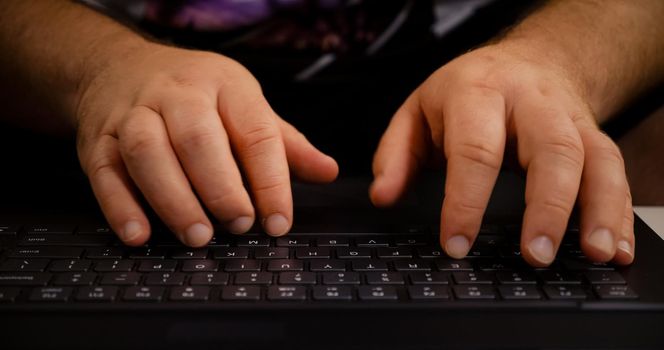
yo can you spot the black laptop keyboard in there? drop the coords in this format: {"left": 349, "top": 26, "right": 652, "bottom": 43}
{"left": 0, "top": 224, "right": 638, "bottom": 303}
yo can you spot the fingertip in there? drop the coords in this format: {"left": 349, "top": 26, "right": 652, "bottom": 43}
{"left": 443, "top": 235, "right": 471, "bottom": 259}
{"left": 184, "top": 222, "right": 213, "bottom": 247}
{"left": 226, "top": 216, "right": 255, "bottom": 235}
{"left": 263, "top": 213, "right": 290, "bottom": 237}
{"left": 118, "top": 219, "right": 150, "bottom": 246}
{"left": 581, "top": 227, "right": 617, "bottom": 263}
{"left": 613, "top": 239, "right": 635, "bottom": 265}
{"left": 369, "top": 175, "right": 397, "bottom": 207}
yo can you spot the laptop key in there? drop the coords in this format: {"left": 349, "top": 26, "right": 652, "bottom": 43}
{"left": 496, "top": 271, "right": 537, "bottom": 285}
{"left": 355, "top": 238, "right": 390, "bottom": 247}
{"left": 584, "top": 271, "right": 626, "bottom": 285}
{"left": 435, "top": 259, "right": 473, "bottom": 271}
{"left": 0, "top": 225, "right": 20, "bottom": 236}
{"left": 351, "top": 260, "right": 388, "bottom": 272}
{"left": 94, "top": 259, "right": 135, "bottom": 272}
{"left": 540, "top": 271, "right": 582, "bottom": 285}
{"left": 322, "top": 272, "right": 360, "bottom": 285}
{"left": 408, "top": 286, "right": 450, "bottom": 300}
{"left": 393, "top": 260, "right": 432, "bottom": 271}
{"left": 49, "top": 259, "right": 91, "bottom": 272}
{"left": 129, "top": 248, "right": 166, "bottom": 259}
{"left": 85, "top": 247, "right": 123, "bottom": 259}
{"left": 145, "top": 272, "right": 186, "bottom": 286}
{"left": 100, "top": 272, "right": 141, "bottom": 285}
{"left": 53, "top": 272, "right": 96, "bottom": 286}
{"left": 336, "top": 247, "right": 371, "bottom": 259}
{"left": 235, "top": 272, "right": 273, "bottom": 285}
{"left": 236, "top": 237, "right": 271, "bottom": 247}
{"left": 366, "top": 272, "right": 405, "bottom": 285}
{"left": 19, "top": 235, "right": 110, "bottom": 247}
{"left": 123, "top": 286, "right": 164, "bottom": 302}
{"left": 266, "top": 259, "right": 303, "bottom": 272}
{"left": 10, "top": 247, "right": 83, "bottom": 259}
{"left": 276, "top": 237, "right": 310, "bottom": 247}
{"left": 0, "top": 287, "right": 21, "bottom": 302}
{"left": 170, "top": 248, "right": 208, "bottom": 259}
{"left": 0, "top": 273, "right": 51, "bottom": 286}
{"left": 221, "top": 286, "right": 261, "bottom": 300}
{"left": 29, "top": 287, "right": 72, "bottom": 302}
{"left": 312, "top": 286, "right": 352, "bottom": 300}
{"left": 416, "top": 247, "right": 446, "bottom": 258}
{"left": 358, "top": 286, "right": 398, "bottom": 300}
{"left": 212, "top": 248, "right": 249, "bottom": 259}
{"left": 309, "top": 260, "right": 346, "bottom": 272}
{"left": 316, "top": 238, "right": 349, "bottom": 247}
{"left": 25, "top": 224, "right": 74, "bottom": 235}
{"left": 295, "top": 247, "right": 331, "bottom": 259}
{"left": 409, "top": 272, "right": 450, "bottom": 285}
{"left": 76, "top": 224, "right": 112, "bottom": 235}
{"left": 453, "top": 285, "right": 496, "bottom": 300}
{"left": 594, "top": 285, "right": 638, "bottom": 300}
{"left": 453, "top": 272, "right": 494, "bottom": 285}
{"left": 138, "top": 260, "right": 177, "bottom": 272}
{"left": 561, "top": 258, "right": 614, "bottom": 271}
{"left": 267, "top": 286, "right": 307, "bottom": 301}
{"left": 181, "top": 260, "right": 219, "bottom": 272}
{"left": 0, "top": 259, "right": 50, "bottom": 272}
{"left": 377, "top": 247, "right": 412, "bottom": 259}
{"left": 498, "top": 285, "right": 542, "bottom": 300}
{"left": 395, "top": 237, "right": 429, "bottom": 246}
{"left": 190, "top": 272, "right": 229, "bottom": 286}
{"left": 224, "top": 260, "right": 261, "bottom": 272}
{"left": 255, "top": 248, "right": 289, "bottom": 260}
{"left": 76, "top": 286, "right": 118, "bottom": 302}
{"left": 170, "top": 286, "right": 209, "bottom": 301}
{"left": 543, "top": 285, "right": 587, "bottom": 300}
{"left": 279, "top": 272, "right": 316, "bottom": 285}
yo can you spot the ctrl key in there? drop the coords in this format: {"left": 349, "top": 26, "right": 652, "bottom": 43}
{"left": 0, "top": 288, "right": 22, "bottom": 302}
{"left": 29, "top": 287, "right": 72, "bottom": 302}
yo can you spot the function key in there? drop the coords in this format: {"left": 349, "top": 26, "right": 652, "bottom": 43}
{"left": 594, "top": 285, "right": 638, "bottom": 300}
{"left": 358, "top": 286, "right": 398, "bottom": 301}
{"left": 395, "top": 237, "right": 429, "bottom": 246}
{"left": 377, "top": 248, "right": 412, "bottom": 259}
{"left": 76, "top": 286, "right": 118, "bottom": 302}
{"left": 312, "top": 286, "right": 352, "bottom": 301}
{"left": 584, "top": 271, "right": 626, "bottom": 285}
{"left": 453, "top": 285, "right": 495, "bottom": 300}
{"left": 498, "top": 285, "right": 542, "bottom": 300}
{"left": 394, "top": 260, "right": 432, "bottom": 271}
{"left": 0, "top": 287, "right": 21, "bottom": 302}
{"left": 316, "top": 238, "right": 349, "bottom": 247}
{"left": 543, "top": 285, "right": 587, "bottom": 300}
{"left": 221, "top": 286, "right": 261, "bottom": 301}
{"left": 170, "top": 248, "right": 208, "bottom": 259}
{"left": 356, "top": 238, "right": 390, "bottom": 247}
{"left": 25, "top": 224, "right": 74, "bottom": 235}
{"left": 76, "top": 224, "right": 113, "bottom": 235}
{"left": 236, "top": 237, "right": 271, "bottom": 247}
{"left": 123, "top": 286, "right": 165, "bottom": 302}
{"left": 86, "top": 247, "right": 124, "bottom": 259}
{"left": 0, "top": 225, "right": 20, "bottom": 236}
{"left": 267, "top": 286, "right": 307, "bottom": 301}
{"left": 276, "top": 237, "right": 310, "bottom": 247}
{"left": 190, "top": 272, "right": 229, "bottom": 286}
{"left": 29, "top": 287, "right": 72, "bottom": 302}
{"left": 0, "top": 259, "right": 50, "bottom": 272}
{"left": 170, "top": 286, "right": 209, "bottom": 301}
{"left": 435, "top": 259, "right": 473, "bottom": 272}
{"left": 408, "top": 286, "right": 450, "bottom": 300}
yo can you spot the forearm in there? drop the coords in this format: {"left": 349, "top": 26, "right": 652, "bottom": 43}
{"left": 0, "top": 0, "right": 149, "bottom": 129}
{"left": 499, "top": 0, "right": 664, "bottom": 123}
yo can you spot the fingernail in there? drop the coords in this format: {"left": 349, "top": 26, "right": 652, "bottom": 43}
{"left": 264, "top": 214, "right": 289, "bottom": 236}
{"left": 121, "top": 220, "right": 142, "bottom": 242}
{"left": 185, "top": 223, "right": 212, "bottom": 247}
{"left": 227, "top": 216, "right": 253, "bottom": 235}
{"left": 587, "top": 228, "right": 615, "bottom": 256}
{"left": 445, "top": 235, "right": 470, "bottom": 259}
{"left": 617, "top": 239, "right": 633, "bottom": 259}
{"left": 528, "top": 235, "right": 555, "bottom": 265}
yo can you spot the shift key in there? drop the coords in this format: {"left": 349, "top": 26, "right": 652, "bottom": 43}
{"left": 10, "top": 247, "right": 83, "bottom": 259}
{"left": 0, "top": 273, "right": 51, "bottom": 286}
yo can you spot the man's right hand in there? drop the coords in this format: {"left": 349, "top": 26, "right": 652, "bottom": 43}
{"left": 75, "top": 43, "right": 338, "bottom": 247}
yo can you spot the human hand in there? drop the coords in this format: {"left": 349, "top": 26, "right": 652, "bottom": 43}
{"left": 76, "top": 43, "right": 338, "bottom": 247}
{"left": 370, "top": 43, "right": 634, "bottom": 267}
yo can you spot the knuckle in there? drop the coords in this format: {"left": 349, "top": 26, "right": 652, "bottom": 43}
{"left": 452, "top": 140, "right": 502, "bottom": 171}
{"left": 239, "top": 121, "right": 280, "bottom": 156}
{"left": 541, "top": 134, "right": 585, "bottom": 170}
{"left": 252, "top": 178, "right": 288, "bottom": 196}
{"left": 119, "top": 119, "right": 162, "bottom": 160}
{"left": 539, "top": 195, "right": 574, "bottom": 217}
{"left": 174, "top": 122, "right": 219, "bottom": 152}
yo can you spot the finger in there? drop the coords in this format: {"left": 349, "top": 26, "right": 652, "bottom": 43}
{"left": 615, "top": 185, "right": 635, "bottom": 265}
{"left": 161, "top": 92, "right": 255, "bottom": 234}
{"left": 576, "top": 125, "right": 625, "bottom": 262}
{"left": 84, "top": 135, "right": 150, "bottom": 246}
{"left": 218, "top": 87, "right": 292, "bottom": 237}
{"left": 370, "top": 91, "right": 430, "bottom": 207}
{"left": 118, "top": 105, "right": 213, "bottom": 247}
{"left": 516, "top": 102, "right": 584, "bottom": 267}
{"left": 439, "top": 87, "right": 506, "bottom": 259}
{"left": 279, "top": 118, "right": 339, "bottom": 184}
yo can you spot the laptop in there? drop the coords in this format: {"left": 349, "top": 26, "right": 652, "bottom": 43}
{"left": 1, "top": 166, "right": 663, "bottom": 350}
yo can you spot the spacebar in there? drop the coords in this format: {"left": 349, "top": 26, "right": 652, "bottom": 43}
{"left": 18, "top": 235, "right": 111, "bottom": 246}
{"left": 9, "top": 247, "right": 84, "bottom": 258}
